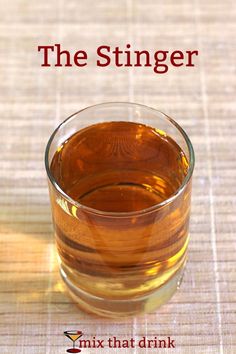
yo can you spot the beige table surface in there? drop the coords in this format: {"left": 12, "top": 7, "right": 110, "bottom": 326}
{"left": 0, "top": 0, "right": 235, "bottom": 353}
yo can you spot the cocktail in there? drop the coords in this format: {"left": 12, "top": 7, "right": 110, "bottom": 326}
{"left": 64, "top": 330, "right": 83, "bottom": 353}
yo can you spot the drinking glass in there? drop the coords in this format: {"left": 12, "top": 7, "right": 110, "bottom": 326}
{"left": 45, "top": 102, "right": 194, "bottom": 317}
{"left": 64, "top": 330, "right": 83, "bottom": 353}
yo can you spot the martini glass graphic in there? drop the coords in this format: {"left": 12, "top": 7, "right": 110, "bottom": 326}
{"left": 64, "top": 330, "right": 83, "bottom": 353}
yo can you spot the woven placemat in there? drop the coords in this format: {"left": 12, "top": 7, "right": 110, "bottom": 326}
{"left": 0, "top": 0, "right": 235, "bottom": 353}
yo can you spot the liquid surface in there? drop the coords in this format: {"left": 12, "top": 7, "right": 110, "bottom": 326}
{"left": 50, "top": 121, "right": 188, "bottom": 212}
{"left": 49, "top": 121, "right": 191, "bottom": 313}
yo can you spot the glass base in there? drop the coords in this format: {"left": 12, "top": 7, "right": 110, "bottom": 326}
{"left": 60, "top": 264, "right": 185, "bottom": 318}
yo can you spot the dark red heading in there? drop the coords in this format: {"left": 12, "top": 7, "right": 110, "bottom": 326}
{"left": 38, "top": 43, "right": 198, "bottom": 74}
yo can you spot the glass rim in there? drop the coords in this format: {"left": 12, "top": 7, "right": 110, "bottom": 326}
{"left": 45, "top": 102, "right": 195, "bottom": 217}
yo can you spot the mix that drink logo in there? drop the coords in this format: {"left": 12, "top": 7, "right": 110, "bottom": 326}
{"left": 64, "top": 331, "right": 176, "bottom": 352}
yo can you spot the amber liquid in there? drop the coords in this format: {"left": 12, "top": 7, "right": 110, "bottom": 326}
{"left": 50, "top": 121, "right": 191, "bottom": 314}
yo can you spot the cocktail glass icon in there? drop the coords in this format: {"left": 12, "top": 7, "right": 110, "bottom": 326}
{"left": 64, "top": 330, "right": 83, "bottom": 353}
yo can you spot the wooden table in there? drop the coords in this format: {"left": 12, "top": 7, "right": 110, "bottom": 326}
{"left": 0, "top": 0, "right": 235, "bottom": 353}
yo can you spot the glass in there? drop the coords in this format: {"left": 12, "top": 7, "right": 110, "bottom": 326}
{"left": 45, "top": 102, "right": 194, "bottom": 317}
{"left": 64, "top": 330, "right": 83, "bottom": 353}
